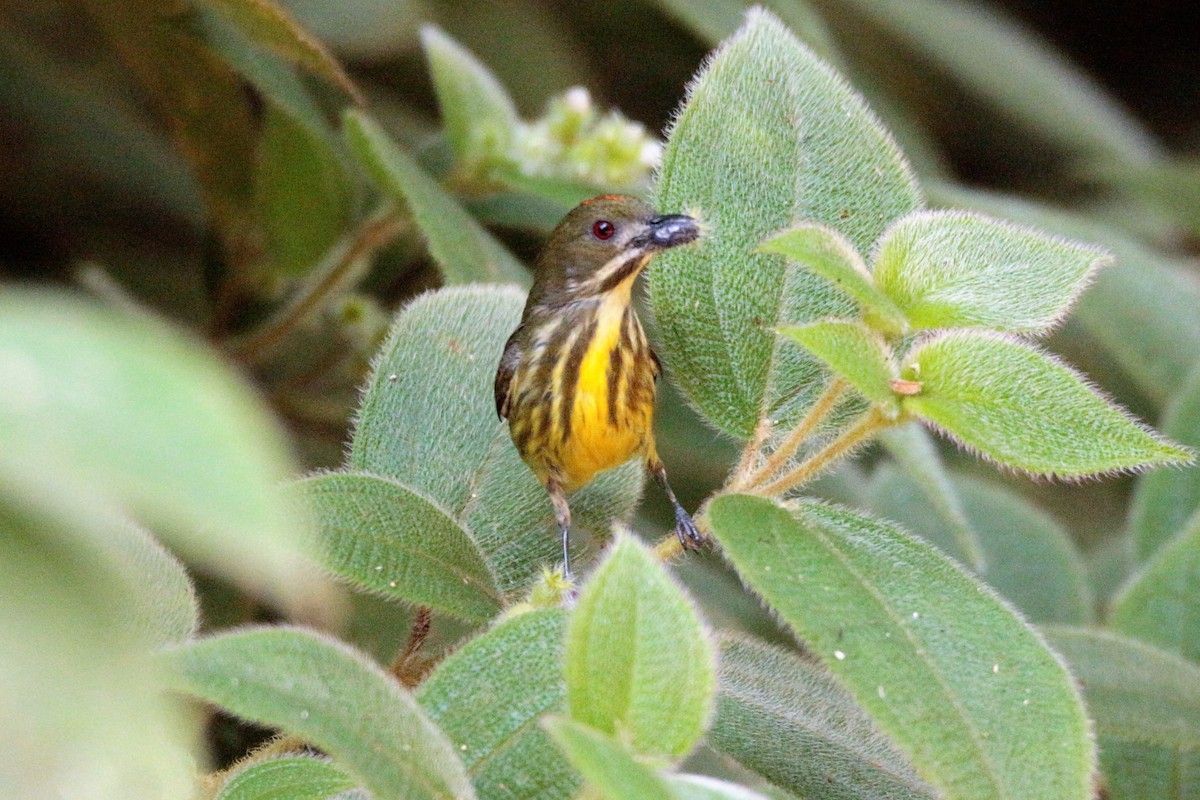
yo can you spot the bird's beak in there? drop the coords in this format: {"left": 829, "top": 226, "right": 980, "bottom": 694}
{"left": 640, "top": 214, "right": 701, "bottom": 250}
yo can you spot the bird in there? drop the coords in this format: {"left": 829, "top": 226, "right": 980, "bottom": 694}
{"left": 494, "top": 194, "right": 705, "bottom": 577}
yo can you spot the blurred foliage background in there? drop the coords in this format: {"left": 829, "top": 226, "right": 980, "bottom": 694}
{"left": 3, "top": 0, "right": 1200, "bottom": 779}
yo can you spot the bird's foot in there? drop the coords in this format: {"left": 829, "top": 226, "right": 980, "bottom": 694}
{"left": 674, "top": 505, "right": 707, "bottom": 551}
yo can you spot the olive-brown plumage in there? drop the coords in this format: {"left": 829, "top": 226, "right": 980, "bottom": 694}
{"left": 494, "top": 195, "right": 703, "bottom": 576}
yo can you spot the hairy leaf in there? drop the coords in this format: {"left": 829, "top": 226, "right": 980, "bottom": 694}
{"left": 1045, "top": 627, "right": 1200, "bottom": 800}
{"left": 1129, "top": 365, "right": 1200, "bottom": 559}
{"left": 216, "top": 756, "right": 356, "bottom": 800}
{"left": 779, "top": 320, "right": 897, "bottom": 404}
{"left": 760, "top": 222, "right": 905, "bottom": 332}
{"left": 903, "top": 331, "right": 1191, "bottom": 477}
{"left": 710, "top": 636, "right": 935, "bottom": 800}
{"left": 421, "top": 25, "right": 518, "bottom": 170}
{"left": 350, "top": 287, "right": 643, "bottom": 593}
{"left": 102, "top": 520, "right": 200, "bottom": 646}
{"left": 0, "top": 288, "right": 321, "bottom": 611}
{"left": 543, "top": 717, "right": 674, "bottom": 800}
{"left": 1111, "top": 513, "right": 1200, "bottom": 663}
{"left": 164, "top": 627, "right": 475, "bottom": 800}
{"left": 873, "top": 210, "right": 1109, "bottom": 334}
{"left": 865, "top": 467, "right": 1091, "bottom": 624}
{"left": 877, "top": 422, "right": 983, "bottom": 571}
{"left": 418, "top": 609, "right": 579, "bottom": 800}
{"left": 565, "top": 534, "right": 716, "bottom": 759}
{"left": 294, "top": 471, "right": 502, "bottom": 622}
{"left": 709, "top": 494, "right": 1094, "bottom": 800}
{"left": 344, "top": 109, "right": 529, "bottom": 286}
{"left": 650, "top": 8, "right": 919, "bottom": 438}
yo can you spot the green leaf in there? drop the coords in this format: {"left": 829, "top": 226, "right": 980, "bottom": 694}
{"left": 293, "top": 471, "right": 502, "bottom": 623}
{"left": 902, "top": 331, "right": 1192, "bottom": 477}
{"left": 1110, "top": 513, "right": 1200, "bottom": 663}
{"left": 102, "top": 520, "right": 200, "bottom": 646}
{"left": 1, "top": 461, "right": 194, "bottom": 800}
{"left": 257, "top": 102, "right": 353, "bottom": 278}
{"left": 877, "top": 422, "right": 984, "bottom": 571}
{"left": 1129, "top": 365, "right": 1200, "bottom": 559}
{"left": 350, "top": 286, "right": 643, "bottom": 593}
{"left": 1045, "top": 627, "right": 1200, "bottom": 800}
{"left": 420, "top": 25, "right": 518, "bottom": 170}
{"left": 759, "top": 222, "right": 905, "bottom": 332}
{"left": 197, "top": 0, "right": 362, "bottom": 101}
{"left": 343, "top": 109, "right": 529, "bottom": 287}
{"left": 418, "top": 609, "right": 578, "bottom": 800}
{"left": 779, "top": 320, "right": 897, "bottom": 404}
{"left": 650, "top": 7, "right": 920, "bottom": 438}
{"left": 708, "top": 494, "right": 1094, "bottom": 800}
{"left": 565, "top": 534, "right": 716, "bottom": 760}
{"left": 928, "top": 183, "right": 1200, "bottom": 406}
{"left": 544, "top": 717, "right": 674, "bottom": 800}
{"left": 864, "top": 467, "right": 1091, "bottom": 624}
{"left": 163, "top": 626, "right": 476, "bottom": 800}
{"left": 710, "top": 636, "right": 936, "bottom": 800}
{"left": 216, "top": 756, "right": 356, "bottom": 800}
{"left": 873, "top": 210, "right": 1110, "bottom": 334}
{"left": 0, "top": 288, "right": 321, "bottom": 610}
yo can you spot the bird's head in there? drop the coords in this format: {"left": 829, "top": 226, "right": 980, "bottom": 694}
{"left": 530, "top": 195, "right": 700, "bottom": 303}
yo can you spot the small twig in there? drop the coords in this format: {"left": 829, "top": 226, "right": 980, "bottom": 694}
{"left": 731, "top": 416, "right": 772, "bottom": 489}
{"left": 730, "top": 379, "right": 848, "bottom": 491}
{"left": 225, "top": 209, "right": 405, "bottom": 364}
{"left": 752, "top": 405, "right": 892, "bottom": 497}
{"left": 390, "top": 606, "right": 433, "bottom": 687}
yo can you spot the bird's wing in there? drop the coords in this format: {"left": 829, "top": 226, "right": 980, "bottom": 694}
{"left": 494, "top": 331, "right": 522, "bottom": 420}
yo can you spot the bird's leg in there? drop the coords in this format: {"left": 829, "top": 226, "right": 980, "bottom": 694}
{"left": 546, "top": 477, "right": 574, "bottom": 579}
{"left": 648, "top": 456, "right": 706, "bottom": 550}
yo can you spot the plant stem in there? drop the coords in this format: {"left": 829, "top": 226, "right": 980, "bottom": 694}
{"left": 752, "top": 405, "right": 892, "bottom": 497}
{"left": 389, "top": 606, "right": 433, "bottom": 687}
{"left": 225, "top": 208, "right": 405, "bottom": 364}
{"left": 730, "top": 378, "right": 847, "bottom": 491}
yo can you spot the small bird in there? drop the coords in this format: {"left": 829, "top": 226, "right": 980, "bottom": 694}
{"left": 494, "top": 194, "right": 704, "bottom": 577}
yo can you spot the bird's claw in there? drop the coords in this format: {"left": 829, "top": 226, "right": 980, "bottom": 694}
{"left": 674, "top": 507, "right": 707, "bottom": 551}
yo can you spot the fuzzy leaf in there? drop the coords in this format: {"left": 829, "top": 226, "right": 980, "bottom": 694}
{"left": 873, "top": 210, "right": 1108, "bottom": 334}
{"left": 102, "top": 520, "right": 200, "bottom": 647}
{"left": 257, "top": 102, "right": 353, "bottom": 277}
{"left": 565, "top": 534, "right": 716, "bottom": 759}
{"left": 294, "top": 471, "right": 502, "bottom": 622}
{"left": 1129, "top": 365, "right": 1200, "bottom": 559}
{"left": 421, "top": 25, "right": 518, "bottom": 169}
{"left": 710, "top": 636, "right": 936, "bottom": 800}
{"left": 350, "top": 287, "right": 643, "bottom": 593}
{"left": 865, "top": 467, "right": 1091, "bottom": 624}
{"left": 708, "top": 494, "right": 1094, "bottom": 800}
{"left": 650, "top": 7, "right": 920, "bottom": 438}
{"left": 197, "top": 0, "right": 361, "bottom": 101}
{"left": 1045, "top": 627, "right": 1200, "bottom": 800}
{"left": 878, "top": 422, "right": 984, "bottom": 571}
{"left": 779, "top": 320, "right": 897, "bottom": 404}
{"left": 216, "top": 756, "right": 356, "bottom": 800}
{"left": 163, "top": 627, "right": 475, "bottom": 800}
{"left": 0, "top": 288, "right": 321, "bottom": 611}
{"left": 903, "top": 331, "right": 1191, "bottom": 477}
{"left": 418, "top": 609, "right": 579, "bottom": 800}
{"left": 543, "top": 717, "right": 674, "bottom": 800}
{"left": 928, "top": 183, "right": 1200, "bottom": 406}
{"left": 1, "top": 465, "right": 195, "bottom": 800}
{"left": 664, "top": 774, "right": 776, "bottom": 800}
{"left": 343, "top": 109, "right": 529, "bottom": 287}
{"left": 759, "top": 223, "right": 905, "bottom": 331}
{"left": 1111, "top": 513, "right": 1200, "bottom": 663}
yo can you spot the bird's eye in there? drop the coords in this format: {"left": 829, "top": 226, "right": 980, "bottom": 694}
{"left": 592, "top": 220, "right": 615, "bottom": 240}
